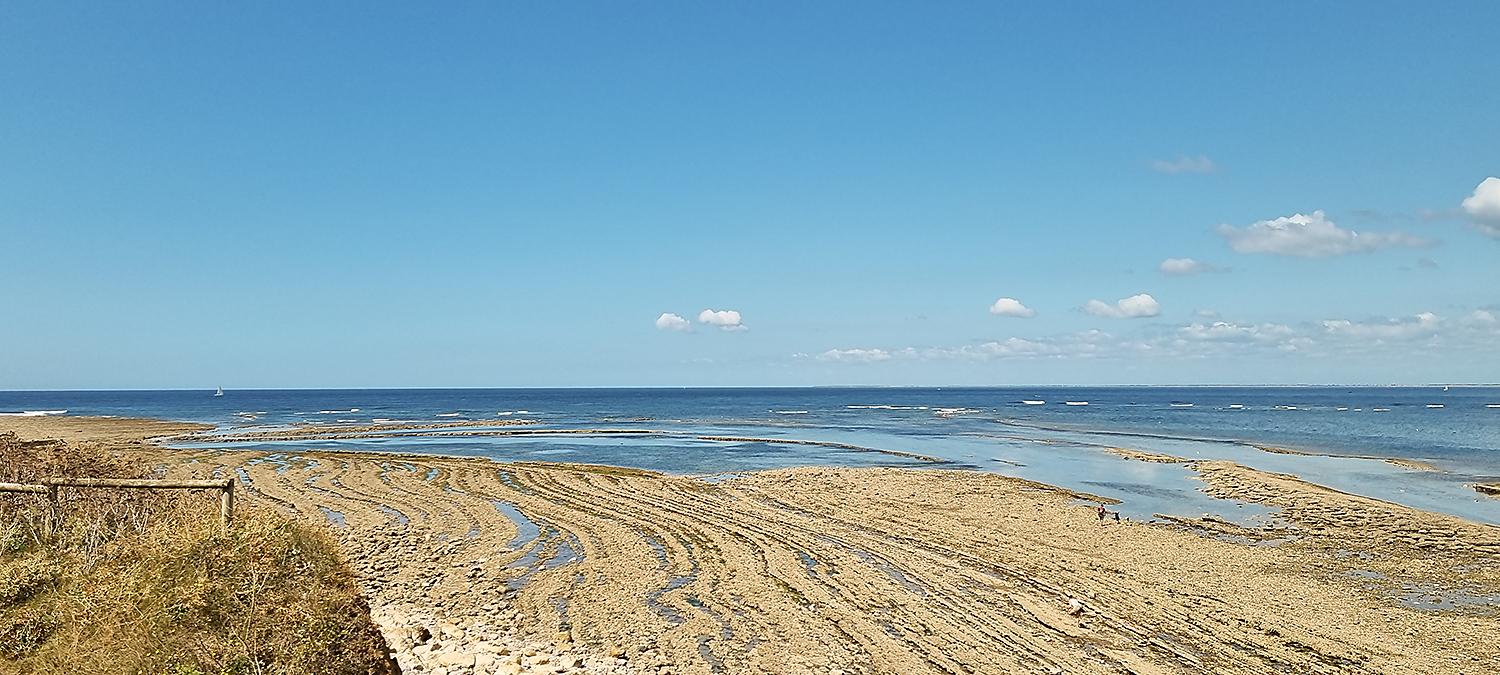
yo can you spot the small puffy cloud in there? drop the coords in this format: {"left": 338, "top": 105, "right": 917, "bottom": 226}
{"left": 1149, "top": 155, "right": 1217, "bottom": 174}
{"left": 1157, "top": 258, "right": 1220, "bottom": 275}
{"left": 1462, "top": 177, "right": 1500, "bottom": 238}
{"left": 989, "top": 297, "right": 1037, "bottom": 318}
{"left": 1215, "top": 210, "right": 1433, "bottom": 257}
{"left": 698, "top": 309, "right": 747, "bottom": 331}
{"left": 1466, "top": 309, "right": 1497, "bottom": 325}
{"left": 1084, "top": 293, "right": 1161, "bottom": 319}
{"left": 654, "top": 313, "right": 692, "bottom": 332}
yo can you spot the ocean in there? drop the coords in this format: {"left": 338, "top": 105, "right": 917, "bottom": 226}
{"left": 3, "top": 386, "right": 1497, "bottom": 525}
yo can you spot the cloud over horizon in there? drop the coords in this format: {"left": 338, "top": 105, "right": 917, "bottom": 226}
{"left": 817, "top": 348, "right": 898, "bottom": 362}
{"left": 1462, "top": 176, "right": 1500, "bottom": 238}
{"left": 1321, "top": 311, "right": 1442, "bottom": 341}
{"left": 1157, "top": 258, "right": 1220, "bottom": 275}
{"left": 1149, "top": 155, "right": 1217, "bottom": 174}
{"left": 1215, "top": 211, "right": 1433, "bottom": 257}
{"left": 807, "top": 309, "right": 1500, "bottom": 368}
{"left": 816, "top": 337, "right": 1071, "bottom": 363}
{"left": 1180, "top": 321, "right": 1296, "bottom": 343}
{"left": 698, "top": 309, "right": 748, "bottom": 331}
{"left": 989, "top": 297, "right": 1037, "bottom": 318}
{"left": 1084, "top": 294, "right": 1161, "bottom": 319}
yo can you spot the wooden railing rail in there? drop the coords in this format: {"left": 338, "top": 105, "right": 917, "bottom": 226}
{"left": 41, "top": 478, "right": 231, "bottom": 490}
{"left": 0, "top": 477, "right": 235, "bottom": 530}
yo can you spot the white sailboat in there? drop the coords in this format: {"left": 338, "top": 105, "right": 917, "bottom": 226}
{"left": 214, "top": 386, "right": 223, "bottom": 397}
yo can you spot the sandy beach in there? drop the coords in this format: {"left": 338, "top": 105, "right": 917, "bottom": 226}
{"left": 5, "top": 416, "right": 1498, "bottom": 675}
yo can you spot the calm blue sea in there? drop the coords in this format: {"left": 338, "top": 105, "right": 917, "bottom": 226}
{"left": 3, "top": 387, "right": 1497, "bottom": 525}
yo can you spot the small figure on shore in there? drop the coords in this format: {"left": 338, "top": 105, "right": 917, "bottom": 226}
{"left": 1097, "top": 505, "right": 1106, "bottom": 522}
{"left": 1113, "top": 511, "right": 1120, "bottom": 523}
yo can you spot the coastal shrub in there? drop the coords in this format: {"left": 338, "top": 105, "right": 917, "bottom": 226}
{"left": 0, "top": 432, "right": 145, "bottom": 484}
{"left": 0, "top": 558, "right": 60, "bottom": 606}
{"left": 0, "top": 434, "right": 395, "bottom": 675}
{"left": 0, "top": 608, "right": 58, "bottom": 660}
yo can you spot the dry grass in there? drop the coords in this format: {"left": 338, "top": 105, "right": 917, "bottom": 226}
{"left": 0, "top": 433, "right": 395, "bottom": 675}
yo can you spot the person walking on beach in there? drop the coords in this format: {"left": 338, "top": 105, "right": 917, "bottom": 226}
{"left": 1097, "top": 505, "right": 1107, "bottom": 523}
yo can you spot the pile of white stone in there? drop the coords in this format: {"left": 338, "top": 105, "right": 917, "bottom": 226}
{"left": 373, "top": 606, "right": 644, "bottom": 675}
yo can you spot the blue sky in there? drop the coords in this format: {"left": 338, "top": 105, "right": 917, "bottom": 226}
{"left": 2, "top": 2, "right": 1497, "bottom": 388}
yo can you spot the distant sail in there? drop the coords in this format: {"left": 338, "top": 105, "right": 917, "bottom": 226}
{"left": 214, "top": 387, "right": 224, "bottom": 397}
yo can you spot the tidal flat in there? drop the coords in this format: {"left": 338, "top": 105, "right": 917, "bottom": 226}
{"left": 4, "top": 415, "right": 1499, "bottom": 675}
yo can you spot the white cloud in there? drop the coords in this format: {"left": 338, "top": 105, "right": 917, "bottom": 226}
{"left": 1215, "top": 210, "right": 1433, "bottom": 257}
{"left": 818, "top": 338, "right": 1071, "bottom": 363}
{"left": 1149, "top": 156, "right": 1217, "bottom": 174}
{"left": 654, "top": 313, "right": 692, "bottom": 332}
{"left": 1462, "top": 177, "right": 1500, "bottom": 238}
{"left": 956, "top": 338, "right": 1065, "bottom": 358}
{"left": 989, "top": 297, "right": 1037, "bottom": 318}
{"left": 1157, "top": 258, "right": 1220, "bottom": 275}
{"left": 1466, "top": 309, "right": 1497, "bottom": 325}
{"left": 1321, "top": 312, "right": 1442, "bottom": 341}
{"left": 808, "top": 309, "right": 1500, "bottom": 367}
{"left": 1084, "top": 293, "right": 1161, "bottom": 319}
{"left": 698, "top": 309, "right": 748, "bottom": 331}
{"left": 817, "top": 348, "right": 895, "bottom": 362}
{"left": 1180, "top": 321, "right": 1294, "bottom": 342}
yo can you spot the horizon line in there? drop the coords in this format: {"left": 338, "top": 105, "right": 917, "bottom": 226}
{"left": 3, "top": 383, "right": 1498, "bottom": 393}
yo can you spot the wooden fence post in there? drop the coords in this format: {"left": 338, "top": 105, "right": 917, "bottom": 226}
{"left": 221, "top": 479, "right": 235, "bottom": 528}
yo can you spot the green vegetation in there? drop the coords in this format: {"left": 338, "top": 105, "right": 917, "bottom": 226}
{"left": 0, "top": 433, "right": 395, "bottom": 675}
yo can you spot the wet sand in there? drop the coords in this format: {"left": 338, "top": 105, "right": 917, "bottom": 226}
{"left": 5, "top": 417, "right": 1499, "bottom": 674}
